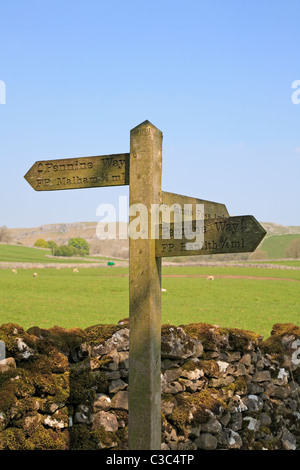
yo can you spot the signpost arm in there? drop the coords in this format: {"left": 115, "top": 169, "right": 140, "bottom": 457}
{"left": 129, "top": 120, "right": 162, "bottom": 450}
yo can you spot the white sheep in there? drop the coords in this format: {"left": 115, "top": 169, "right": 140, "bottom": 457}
{"left": 161, "top": 288, "right": 167, "bottom": 292}
{"left": 73, "top": 268, "right": 78, "bottom": 273}
{"left": 12, "top": 269, "right": 17, "bottom": 274}
{"left": 33, "top": 272, "right": 38, "bottom": 278}
{"left": 207, "top": 276, "right": 214, "bottom": 281}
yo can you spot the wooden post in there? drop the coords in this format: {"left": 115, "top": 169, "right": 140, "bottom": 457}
{"left": 128, "top": 120, "right": 162, "bottom": 450}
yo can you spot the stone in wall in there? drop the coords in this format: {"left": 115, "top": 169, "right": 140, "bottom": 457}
{"left": 0, "top": 320, "right": 299, "bottom": 450}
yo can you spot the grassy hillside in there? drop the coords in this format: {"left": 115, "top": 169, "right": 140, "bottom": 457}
{"left": 0, "top": 244, "right": 53, "bottom": 263}
{"left": 259, "top": 234, "right": 300, "bottom": 259}
{"left": 0, "top": 244, "right": 115, "bottom": 264}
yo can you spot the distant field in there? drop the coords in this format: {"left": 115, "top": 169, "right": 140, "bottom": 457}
{"left": 0, "top": 244, "right": 116, "bottom": 264}
{"left": 0, "top": 265, "right": 299, "bottom": 338}
{"left": 260, "top": 234, "right": 300, "bottom": 258}
{"left": 253, "top": 260, "right": 300, "bottom": 267}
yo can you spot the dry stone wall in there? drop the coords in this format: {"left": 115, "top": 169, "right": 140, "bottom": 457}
{"left": 0, "top": 320, "right": 299, "bottom": 450}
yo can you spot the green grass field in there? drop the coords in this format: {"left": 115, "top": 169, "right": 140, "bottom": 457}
{"left": 0, "top": 244, "right": 116, "bottom": 264}
{"left": 0, "top": 265, "right": 299, "bottom": 338}
{"left": 260, "top": 234, "right": 300, "bottom": 258}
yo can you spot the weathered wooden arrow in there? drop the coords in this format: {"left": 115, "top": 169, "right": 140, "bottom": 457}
{"left": 24, "top": 153, "right": 130, "bottom": 191}
{"left": 156, "top": 215, "right": 266, "bottom": 257}
{"left": 161, "top": 191, "right": 229, "bottom": 221}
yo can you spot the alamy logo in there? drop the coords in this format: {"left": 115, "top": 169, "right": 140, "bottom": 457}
{"left": 291, "top": 80, "right": 300, "bottom": 105}
{"left": 0, "top": 80, "right": 6, "bottom": 104}
{"left": 96, "top": 196, "right": 205, "bottom": 250}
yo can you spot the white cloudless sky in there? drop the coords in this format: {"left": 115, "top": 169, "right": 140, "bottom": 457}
{"left": 1, "top": 0, "right": 300, "bottom": 228}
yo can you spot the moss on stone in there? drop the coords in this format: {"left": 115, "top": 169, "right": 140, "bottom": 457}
{"left": 69, "top": 367, "right": 97, "bottom": 404}
{"left": 84, "top": 324, "right": 120, "bottom": 346}
{"left": 91, "top": 426, "right": 119, "bottom": 449}
{"left": 161, "top": 324, "right": 178, "bottom": 336}
{"left": 10, "top": 396, "right": 39, "bottom": 421}
{"left": 0, "top": 380, "right": 18, "bottom": 413}
{"left": 0, "top": 323, "right": 37, "bottom": 358}
{"left": 22, "top": 350, "right": 69, "bottom": 375}
{"left": 270, "top": 323, "right": 300, "bottom": 338}
{"left": 260, "top": 436, "right": 281, "bottom": 450}
{"left": 46, "top": 326, "right": 87, "bottom": 357}
{"left": 0, "top": 369, "right": 35, "bottom": 414}
{"left": 223, "top": 327, "right": 262, "bottom": 351}
{"left": 181, "top": 360, "right": 197, "bottom": 372}
{"left": 114, "top": 427, "right": 128, "bottom": 449}
{"left": 93, "top": 371, "right": 109, "bottom": 394}
{"left": 180, "top": 323, "right": 217, "bottom": 350}
{"left": 46, "top": 349, "right": 69, "bottom": 373}
{"left": 29, "top": 370, "right": 69, "bottom": 399}
{"left": 169, "top": 390, "right": 225, "bottom": 433}
{"left": 190, "top": 390, "right": 225, "bottom": 424}
{"left": 0, "top": 427, "right": 28, "bottom": 450}
{"left": 26, "top": 426, "right": 69, "bottom": 450}
{"left": 69, "top": 424, "right": 94, "bottom": 450}
{"left": 261, "top": 323, "right": 300, "bottom": 358}
{"left": 162, "top": 393, "right": 177, "bottom": 404}
{"left": 198, "top": 359, "right": 219, "bottom": 377}
{"left": 13, "top": 411, "right": 42, "bottom": 436}
{"left": 113, "top": 410, "right": 128, "bottom": 426}
{"left": 181, "top": 323, "right": 262, "bottom": 352}
{"left": 233, "top": 376, "right": 248, "bottom": 395}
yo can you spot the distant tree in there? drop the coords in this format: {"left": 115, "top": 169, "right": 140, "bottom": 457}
{"left": 0, "top": 226, "right": 11, "bottom": 243}
{"left": 285, "top": 238, "right": 300, "bottom": 258}
{"left": 47, "top": 240, "right": 58, "bottom": 254}
{"left": 53, "top": 245, "right": 76, "bottom": 257}
{"left": 34, "top": 239, "right": 48, "bottom": 248}
{"left": 68, "top": 237, "right": 90, "bottom": 256}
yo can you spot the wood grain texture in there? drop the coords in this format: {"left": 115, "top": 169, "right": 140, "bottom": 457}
{"left": 24, "top": 153, "right": 129, "bottom": 191}
{"left": 128, "top": 121, "right": 163, "bottom": 450}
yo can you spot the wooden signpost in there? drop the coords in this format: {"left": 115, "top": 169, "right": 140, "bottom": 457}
{"left": 24, "top": 153, "right": 130, "bottom": 191}
{"left": 24, "top": 120, "right": 266, "bottom": 451}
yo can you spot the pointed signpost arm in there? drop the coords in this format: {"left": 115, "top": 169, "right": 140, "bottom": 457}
{"left": 128, "top": 121, "right": 163, "bottom": 450}
{"left": 24, "top": 153, "right": 130, "bottom": 191}
{"left": 156, "top": 215, "right": 267, "bottom": 257}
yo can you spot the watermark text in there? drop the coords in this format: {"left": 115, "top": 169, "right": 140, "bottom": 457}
{"left": 96, "top": 197, "right": 204, "bottom": 250}
{"left": 291, "top": 80, "right": 300, "bottom": 104}
{"left": 0, "top": 80, "right": 6, "bottom": 104}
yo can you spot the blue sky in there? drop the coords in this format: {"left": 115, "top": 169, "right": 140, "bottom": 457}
{"left": 1, "top": 0, "right": 300, "bottom": 228}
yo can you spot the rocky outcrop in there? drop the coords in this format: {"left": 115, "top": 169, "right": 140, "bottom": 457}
{"left": 0, "top": 320, "right": 299, "bottom": 450}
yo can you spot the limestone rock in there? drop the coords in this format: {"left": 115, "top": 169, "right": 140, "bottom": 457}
{"left": 93, "top": 394, "right": 111, "bottom": 411}
{"left": 92, "top": 411, "right": 118, "bottom": 432}
{"left": 195, "top": 433, "right": 217, "bottom": 450}
{"left": 0, "top": 357, "right": 16, "bottom": 373}
{"left": 252, "top": 370, "right": 271, "bottom": 382}
{"left": 110, "top": 391, "right": 128, "bottom": 410}
{"left": 282, "top": 428, "right": 297, "bottom": 450}
{"left": 218, "top": 429, "right": 242, "bottom": 449}
{"left": 161, "top": 327, "right": 203, "bottom": 359}
{"left": 108, "top": 379, "right": 127, "bottom": 394}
